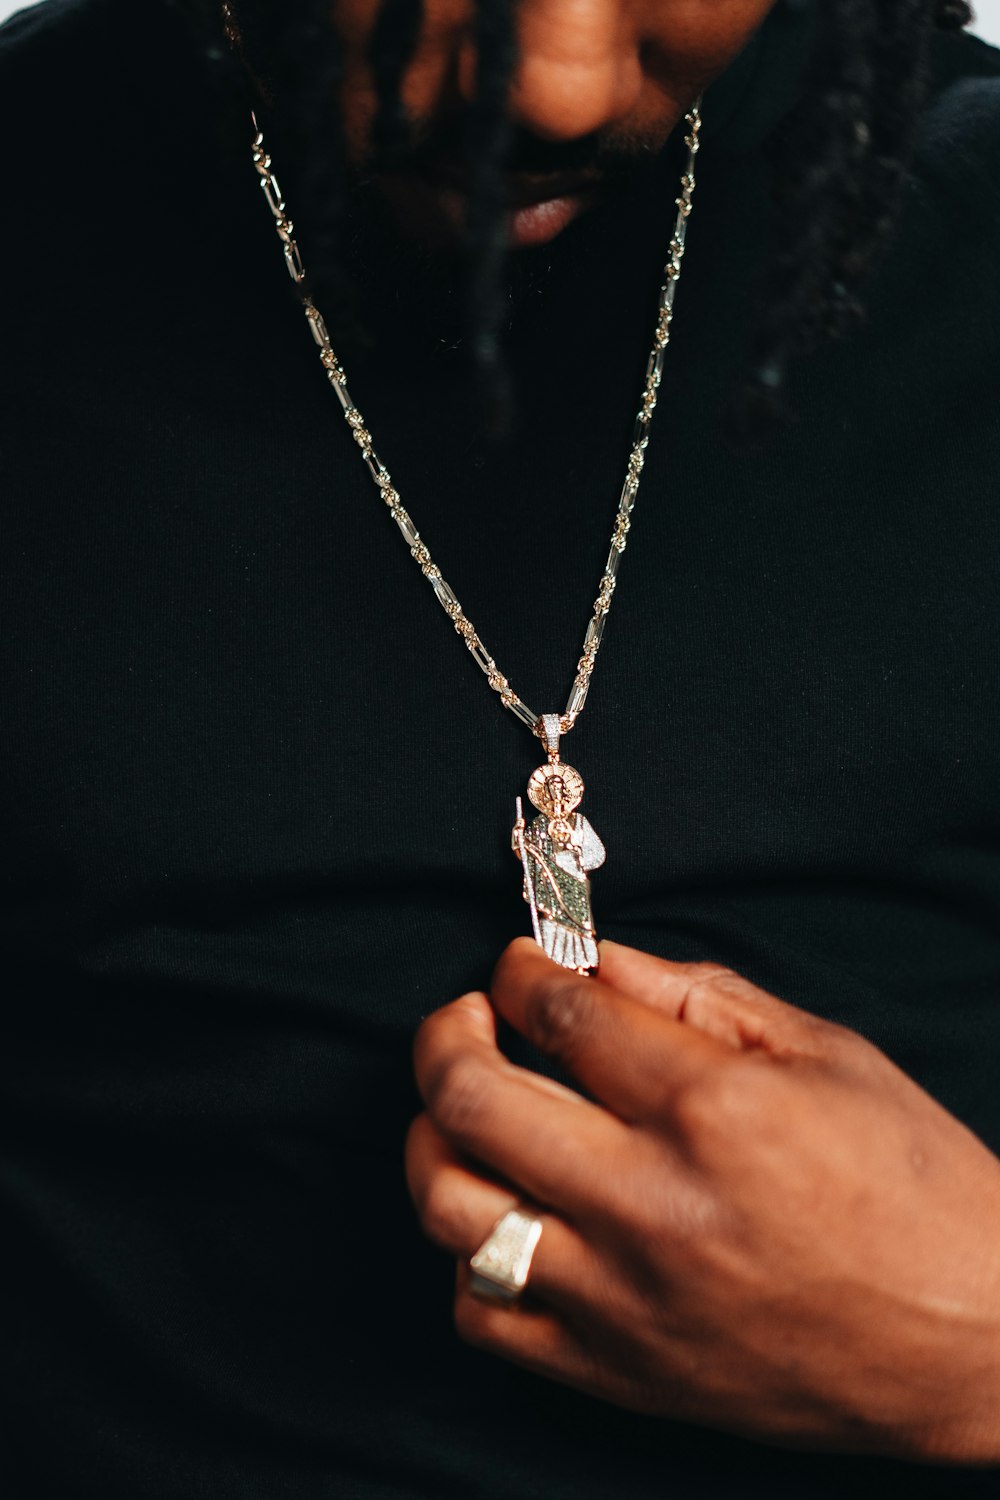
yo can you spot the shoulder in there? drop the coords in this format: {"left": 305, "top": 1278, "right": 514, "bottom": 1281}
{"left": 0, "top": 2, "right": 111, "bottom": 209}
{"left": 0, "top": 0, "right": 245, "bottom": 416}
{"left": 914, "top": 29, "right": 1000, "bottom": 228}
{"left": 0, "top": 0, "right": 235, "bottom": 290}
{"left": 0, "top": 1, "right": 212, "bottom": 177}
{"left": 0, "top": 0, "right": 119, "bottom": 92}
{"left": 0, "top": 0, "right": 200, "bottom": 59}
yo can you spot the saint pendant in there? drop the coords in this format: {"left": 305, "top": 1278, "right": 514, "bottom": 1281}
{"left": 512, "top": 713, "right": 606, "bottom": 975}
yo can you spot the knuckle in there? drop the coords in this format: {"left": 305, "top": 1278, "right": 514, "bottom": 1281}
{"left": 530, "top": 975, "right": 595, "bottom": 1061}
{"left": 630, "top": 1172, "right": 724, "bottom": 1274}
{"left": 679, "top": 965, "right": 741, "bottom": 1018}
{"left": 412, "top": 1005, "right": 449, "bottom": 1081}
{"left": 693, "top": 962, "right": 739, "bottom": 987}
{"left": 670, "top": 1062, "right": 757, "bottom": 1144}
{"left": 454, "top": 1292, "right": 494, "bottom": 1349}
{"left": 413, "top": 995, "right": 485, "bottom": 1083}
{"left": 492, "top": 938, "right": 532, "bottom": 992}
{"left": 427, "top": 1054, "right": 490, "bottom": 1140}
{"left": 820, "top": 1017, "right": 881, "bottom": 1071}
{"left": 418, "top": 1176, "right": 464, "bottom": 1251}
{"left": 768, "top": 1009, "right": 835, "bottom": 1061}
{"left": 403, "top": 1113, "right": 432, "bottom": 1197}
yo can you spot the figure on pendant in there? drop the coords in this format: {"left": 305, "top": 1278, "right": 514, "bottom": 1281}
{"left": 512, "top": 716, "right": 606, "bottom": 975}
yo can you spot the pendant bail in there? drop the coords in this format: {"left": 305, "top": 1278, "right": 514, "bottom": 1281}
{"left": 539, "top": 712, "right": 562, "bottom": 762}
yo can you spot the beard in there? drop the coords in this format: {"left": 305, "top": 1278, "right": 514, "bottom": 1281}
{"left": 300, "top": 114, "right": 683, "bottom": 369}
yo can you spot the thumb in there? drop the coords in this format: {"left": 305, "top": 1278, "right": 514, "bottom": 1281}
{"left": 597, "top": 940, "right": 832, "bottom": 1060}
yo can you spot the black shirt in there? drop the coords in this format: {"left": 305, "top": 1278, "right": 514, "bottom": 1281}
{"left": 2, "top": 2, "right": 1000, "bottom": 1495}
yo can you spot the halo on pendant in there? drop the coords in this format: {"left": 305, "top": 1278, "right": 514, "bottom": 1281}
{"left": 527, "top": 762, "right": 585, "bottom": 816}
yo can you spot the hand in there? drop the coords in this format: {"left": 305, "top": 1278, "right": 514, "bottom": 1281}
{"left": 407, "top": 938, "right": 1000, "bottom": 1462}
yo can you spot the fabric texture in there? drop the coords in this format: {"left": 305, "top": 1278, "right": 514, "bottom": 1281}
{"left": 2, "top": 1, "right": 1000, "bottom": 1495}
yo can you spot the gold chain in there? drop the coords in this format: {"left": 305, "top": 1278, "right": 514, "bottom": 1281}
{"left": 250, "top": 107, "right": 702, "bottom": 738}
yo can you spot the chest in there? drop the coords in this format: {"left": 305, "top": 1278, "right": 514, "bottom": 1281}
{"left": 2, "top": 237, "right": 999, "bottom": 1065}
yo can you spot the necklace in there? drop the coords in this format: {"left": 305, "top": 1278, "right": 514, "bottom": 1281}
{"left": 249, "top": 108, "right": 701, "bottom": 973}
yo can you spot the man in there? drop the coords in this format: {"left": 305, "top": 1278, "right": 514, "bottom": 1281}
{"left": 1, "top": 0, "right": 999, "bottom": 1495}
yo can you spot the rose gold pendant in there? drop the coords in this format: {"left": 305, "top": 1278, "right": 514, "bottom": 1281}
{"left": 512, "top": 714, "right": 606, "bottom": 975}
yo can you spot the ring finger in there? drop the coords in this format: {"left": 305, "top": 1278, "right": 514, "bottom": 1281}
{"left": 405, "top": 1111, "right": 598, "bottom": 1311}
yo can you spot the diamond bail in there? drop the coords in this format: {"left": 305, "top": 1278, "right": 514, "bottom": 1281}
{"left": 539, "top": 713, "right": 562, "bottom": 762}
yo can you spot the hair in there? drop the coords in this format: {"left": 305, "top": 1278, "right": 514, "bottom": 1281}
{"left": 185, "top": 0, "right": 972, "bottom": 427}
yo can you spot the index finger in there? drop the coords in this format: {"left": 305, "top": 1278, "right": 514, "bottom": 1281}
{"left": 413, "top": 990, "right": 630, "bottom": 1219}
{"left": 491, "top": 939, "right": 729, "bottom": 1121}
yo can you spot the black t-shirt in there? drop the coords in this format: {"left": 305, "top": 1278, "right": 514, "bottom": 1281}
{"left": 2, "top": 1, "right": 1000, "bottom": 1495}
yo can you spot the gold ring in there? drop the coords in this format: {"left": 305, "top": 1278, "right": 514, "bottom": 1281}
{"left": 468, "top": 1206, "right": 544, "bottom": 1306}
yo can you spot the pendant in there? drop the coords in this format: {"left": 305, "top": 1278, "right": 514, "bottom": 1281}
{"left": 512, "top": 713, "right": 607, "bottom": 975}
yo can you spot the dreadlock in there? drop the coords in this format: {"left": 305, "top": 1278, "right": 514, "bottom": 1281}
{"left": 745, "top": 0, "right": 972, "bottom": 426}
{"left": 187, "top": 0, "right": 972, "bottom": 424}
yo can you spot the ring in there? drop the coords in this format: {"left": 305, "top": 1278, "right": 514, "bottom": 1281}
{"left": 468, "top": 1206, "right": 544, "bottom": 1306}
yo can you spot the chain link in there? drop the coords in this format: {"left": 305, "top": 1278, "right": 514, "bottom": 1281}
{"left": 250, "top": 108, "right": 701, "bottom": 738}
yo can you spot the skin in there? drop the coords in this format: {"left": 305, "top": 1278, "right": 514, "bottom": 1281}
{"left": 332, "top": 0, "right": 777, "bottom": 245}
{"left": 409, "top": 941, "right": 1000, "bottom": 1461}
{"left": 313, "top": 0, "right": 1000, "bottom": 1462}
